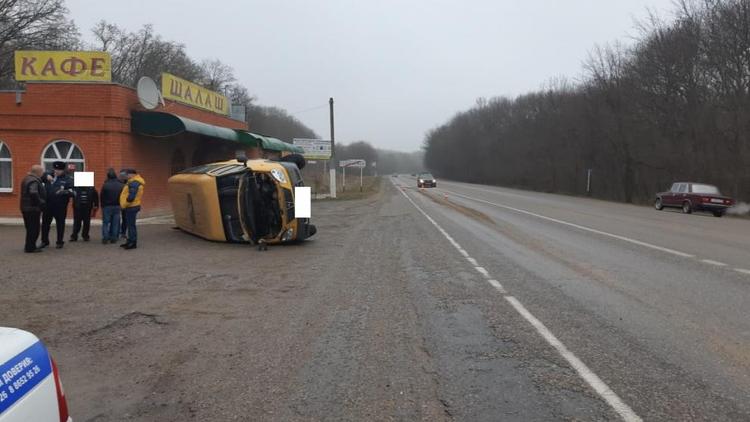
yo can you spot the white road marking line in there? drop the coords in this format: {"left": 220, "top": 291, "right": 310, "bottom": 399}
{"left": 735, "top": 268, "right": 750, "bottom": 275}
{"left": 488, "top": 279, "right": 507, "bottom": 294}
{"left": 475, "top": 266, "right": 490, "bottom": 278}
{"left": 393, "top": 180, "right": 642, "bottom": 422}
{"left": 701, "top": 259, "right": 727, "bottom": 267}
{"left": 505, "top": 296, "right": 642, "bottom": 422}
{"left": 467, "top": 257, "right": 478, "bottom": 266}
{"left": 441, "top": 188, "right": 695, "bottom": 259}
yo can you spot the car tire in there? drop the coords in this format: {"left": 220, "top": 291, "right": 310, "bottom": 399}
{"left": 712, "top": 210, "right": 724, "bottom": 218}
{"left": 682, "top": 201, "right": 693, "bottom": 214}
{"left": 655, "top": 197, "right": 663, "bottom": 210}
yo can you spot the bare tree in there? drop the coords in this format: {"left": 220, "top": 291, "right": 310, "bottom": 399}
{"left": 199, "top": 59, "right": 235, "bottom": 92}
{"left": 0, "top": 0, "right": 79, "bottom": 87}
{"left": 424, "top": 0, "right": 750, "bottom": 204}
{"left": 246, "top": 104, "right": 318, "bottom": 141}
{"left": 90, "top": 22, "right": 203, "bottom": 87}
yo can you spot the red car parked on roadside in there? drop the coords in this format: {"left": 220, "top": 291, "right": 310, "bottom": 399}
{"left": 655, "top": 182, "right": 734, "bottom": 217}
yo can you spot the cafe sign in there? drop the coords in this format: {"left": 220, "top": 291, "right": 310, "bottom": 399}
{"left": 161, "top": 73, "right": 229, "bottom": 115}
{"left": 14, "top": 51, "right": 111, "bottom": 82}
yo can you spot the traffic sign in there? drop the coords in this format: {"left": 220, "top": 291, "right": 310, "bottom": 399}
{"left": 340, "top": 159, "right": 366, "bottom": 168}
{"left": 293, "top": 138, "right": 331, "bottom": 160}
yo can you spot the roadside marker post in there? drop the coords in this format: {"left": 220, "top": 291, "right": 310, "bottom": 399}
{"left": 339, "top": 159, "right": 366, "bottom": 193}
{"left": 329, "top": 168, "right": 337, "bottom": 198}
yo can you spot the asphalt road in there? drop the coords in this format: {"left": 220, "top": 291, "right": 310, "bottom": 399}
{"left": 1, "top": 177, "right": 749, "bottom": 421}
{"left": 396, "top": 175, "right": 750, "bottom": 421}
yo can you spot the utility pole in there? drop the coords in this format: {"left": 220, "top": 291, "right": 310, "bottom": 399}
{"left": 329, "top": 97, "right": 337, "bottom": 198}
{"left": 329, "top": 97, "right": 335, "bottom": 161}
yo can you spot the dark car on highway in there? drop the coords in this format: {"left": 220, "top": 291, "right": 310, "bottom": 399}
{"left": 417, "top": 172, "right": 437, "bottom": 188}
{"left": 655, "top": 182, "right": 734, "bottom": 217}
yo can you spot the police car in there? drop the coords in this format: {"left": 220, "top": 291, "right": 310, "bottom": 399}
{"left": 0, "top": 328, "right": 71, "bottom": 422}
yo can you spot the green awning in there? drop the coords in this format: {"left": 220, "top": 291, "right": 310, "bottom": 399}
{"left": 131, "top": 111, "right": 253, "bottom": 146}
{"left": 288, "top": 144, "right": 304, "bottom": 154}
{"left": 234, "top": 130, "right": 263, "bottom": 148}
{"left": 234, "top": 130, "right": 304, "bottom": 153}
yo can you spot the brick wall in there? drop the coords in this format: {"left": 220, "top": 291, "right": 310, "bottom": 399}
{"left": 0, "top": 82, "right": 249, "bottom": 217}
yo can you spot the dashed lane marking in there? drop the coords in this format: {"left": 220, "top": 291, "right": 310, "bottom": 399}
{"left": 393, "top": 179, "right": 642, "bottom": 422}
{"left": 487, "top": 279, "right": 507, "bottom": 294}
{"left": 475, "top": 266, "right": 490, "bottom": 278}
{"left": 701, "top": 259, "right": 727, "bottom": 267}
{"left": 505, "top": 296, "right": 642, "bottom": 422}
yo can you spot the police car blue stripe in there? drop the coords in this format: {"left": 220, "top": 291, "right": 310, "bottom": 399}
{"left": 0, "top": 341, "right": 52, "bottom": 415}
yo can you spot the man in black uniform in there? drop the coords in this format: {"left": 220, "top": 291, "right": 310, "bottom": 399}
{"left": 70, "top": 168, "right": 99, "bottom": 242}
{"left": 41, "top": 161, "right": 74, "bottom": 249}
{"left": 20, "top": 164, "right": 47, "bottom": 253}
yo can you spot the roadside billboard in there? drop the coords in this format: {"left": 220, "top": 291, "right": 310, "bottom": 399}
{"left": 161, "top": 72, "right": 229, "bottom": 115}
{"left": 14, "top": 51, "right": 111, "bottom": 82}
{"left": 293, "top": 138, "right": 332, "bottom": 160}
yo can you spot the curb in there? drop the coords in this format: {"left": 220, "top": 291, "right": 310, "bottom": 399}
{"left": 0, "top": 215, "right": 175, "bottom": 227}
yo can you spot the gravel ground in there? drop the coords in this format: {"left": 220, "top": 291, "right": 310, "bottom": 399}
{"left": 2, "top": 191, "right": 456, "bottom": 421}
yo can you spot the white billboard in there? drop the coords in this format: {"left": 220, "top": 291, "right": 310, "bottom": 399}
{"left": 293, "top": 138, "right": 332, "bottom": 160}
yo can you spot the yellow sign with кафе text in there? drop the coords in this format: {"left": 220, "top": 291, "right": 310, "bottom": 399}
{"left": 14, "top": 51, "right": 111, "bottom": 82}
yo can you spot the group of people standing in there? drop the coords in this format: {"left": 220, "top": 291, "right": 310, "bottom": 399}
{"left": 20, "top": 161, "right": 146, "bottom": 253}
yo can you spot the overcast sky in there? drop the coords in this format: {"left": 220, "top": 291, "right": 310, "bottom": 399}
{"left": 67, "top": 0, "right": 675, "bottom": 151}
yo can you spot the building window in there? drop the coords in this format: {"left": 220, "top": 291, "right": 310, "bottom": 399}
{"left": 41, "top": 140, "right": 85, "bottom": 172}
{"left": 0, "top": 141, "right": 11, "bottom": 193}
{"left": 171, "top": 149, "right": 186, "bottom": 175}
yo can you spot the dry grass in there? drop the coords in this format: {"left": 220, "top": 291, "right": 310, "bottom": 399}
{"left": 311, "top": 175, "right": 382, "bottom": 201}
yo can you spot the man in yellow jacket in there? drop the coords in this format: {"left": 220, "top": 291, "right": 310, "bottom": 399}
{"left": 119, "top": 169, "right": 145, "bottom": 250}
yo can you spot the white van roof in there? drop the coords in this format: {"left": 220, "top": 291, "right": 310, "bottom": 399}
{"left": 0, "top": 327, "right": 38, "bottom": 364}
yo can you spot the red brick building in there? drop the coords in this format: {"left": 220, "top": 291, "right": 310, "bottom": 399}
{"left": 0, "top": 82, "right": 265, "bottom": 217}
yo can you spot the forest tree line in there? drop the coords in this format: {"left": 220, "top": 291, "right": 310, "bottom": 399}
{"left": 424, "top": 0, "right": 750, "bottom": 204}
{"left": 334, "top": 141, "right": 424, "bottom": 175}
{"left": 0, "top": 0, "right": 315, "bottom": 143}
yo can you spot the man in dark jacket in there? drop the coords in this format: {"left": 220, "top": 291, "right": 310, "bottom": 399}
{"left": 100, "top": 168, "right": 124, "bottom": 244}
{"left": 70, "top": 170, "right": 99, "bottom": 242}
{"left": 41, "top": 161, "right": 74, "bottom": 249}
{"left": 20, "top": 164, "right": 47, "bottom": 253}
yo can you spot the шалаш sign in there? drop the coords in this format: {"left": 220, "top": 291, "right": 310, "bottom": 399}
{"left": 15, "top": 51, "right": 111, "bottom": 82}
{"left": 161, "top": 73, "right": 229, "bottom": 115}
